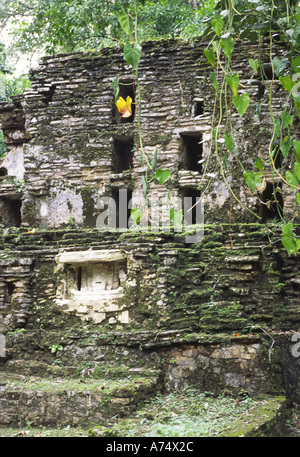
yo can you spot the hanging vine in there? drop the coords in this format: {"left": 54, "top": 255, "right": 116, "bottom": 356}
{"left": 202, "top": 0, "right": 300, "bottom": 255}
{"left": 113, "top": 0, "right": 300, "bottom": 253}
{"left": 114, "top": 0, "right": 171, "bottom": 226}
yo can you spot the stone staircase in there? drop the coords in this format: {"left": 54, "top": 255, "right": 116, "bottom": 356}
{"left": 0, "top": 225, "right": 298, "bottom": 435}
{"left": 0, "top": 371, "right": 161, "bottom": 427}
{"left": 0, "top": 327, "right": 293, "bottom": 435}
{"left": 0, "top": 328, "right": 168, "bottom": 427}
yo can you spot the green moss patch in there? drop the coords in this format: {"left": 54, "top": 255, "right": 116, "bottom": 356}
{"left": 89, "top": 391, "right": 289, "bottom": 437}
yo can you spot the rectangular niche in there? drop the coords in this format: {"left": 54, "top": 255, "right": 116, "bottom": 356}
{"left": 5, "top": 281, "right": 15, "bottom": 303}
{"left": 113, "top": 137, "right": 134, "bottom": 173}
{"left": 111, "top": 188, "right": 133, "bottom": 229}
{"left": 55, "top": 250, "right": 129, "bottom": 324}
{"left": 114, "top": 79, "right": 136, "bottom": 124}
{"left": 182, "top": 188, "right": 202, "bottom": 225}
{"left": 259, "top": 181, "right": 283, "bottom": 222}
{"left": 193, "top": 99, "right": 204, "bottom": 117}
{"left": 180, "top": 133, "right": 203, "bottom": 173}
{"left": 0, "top": 197, "right": 22, "bottom": 227}
{"left": 71, "top": 261, "right": 127, "bottom": 293}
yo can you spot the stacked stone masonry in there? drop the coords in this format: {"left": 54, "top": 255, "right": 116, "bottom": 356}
{"left": 0, "top": 38, "right": 299, "bottom": 427}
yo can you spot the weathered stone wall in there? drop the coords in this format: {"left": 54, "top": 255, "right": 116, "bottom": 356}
{"left": 0, "top": 225, "right": 298, "bottom": 335}
{"left": 0, "top": 38, "right": 299, "bottom": 424}
{"left": 0, "top": 224, "right": 298, "bottom": 406}
{"left": 0, "top": 38, "right": 299, "bottom": 230}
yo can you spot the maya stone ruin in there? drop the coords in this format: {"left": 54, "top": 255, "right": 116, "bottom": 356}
{"left": 0, "top": 37, "right": 299, "bottom": 430}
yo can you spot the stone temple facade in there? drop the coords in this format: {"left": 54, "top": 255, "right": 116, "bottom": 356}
{"left": 0, "top": 38, "right": 299, "bottom": 428}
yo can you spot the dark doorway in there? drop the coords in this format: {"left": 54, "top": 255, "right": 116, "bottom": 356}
{"left": 183, "top": 188, "right": 202, "bottom": 225}
{"left": 113, "top": 137, "right": 134, "bottom": 173}
{"left": 6, "top": 281, "right": 15, "bottom": 299}
{"left": 0, "top": 167, "right": 7, "bottom": 177}
{"left": 194, "top": 100, "right": 204, "bottom": 116}
{"left": 272, "top": 146, "right": 284, "bottom": 169}
{"left": 259, "top": 181, "right": 283, "bottom": 222}
{"left": 77, "top": 266, "right": 82, "bottom": 291}
{"left": 0, "top": 197, "right": 22, "bottom": 227}
{"left": 112, "top": 188, "right": 133, "bottom": 229}
{"left": 181, "top": 134, "right": 203, "bottom": 173}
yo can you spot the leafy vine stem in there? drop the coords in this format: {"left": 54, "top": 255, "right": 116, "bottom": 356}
{"left": 114, "top": 0, "right": 171, "bottom": 225}
{"left": 114, "top": 0, "right": 300, "bottom": 254}
{"left": 203, "top": 0, "right": 300, "bottom": 255}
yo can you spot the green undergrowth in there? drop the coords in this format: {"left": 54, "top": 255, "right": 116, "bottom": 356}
{"left": 89, "top": 390, "right": 289, "bottom": 438}
{"left": 0, "top": 391, "right": 294, "bottom": 438}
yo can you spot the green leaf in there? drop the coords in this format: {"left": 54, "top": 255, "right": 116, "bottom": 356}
{"left": 282, "top": 223, "right": 300, "bottom": 256}
{"left": 209, "top": 71, "right": 219, "bottom": 92}
{"left": 282, "top": 222, "right": 293, "bottom": 237}
{"left": 211, "top": 15, "right": 224, "bottom": 37}
{"left": 293, "top": 139, "right": 300, "bottom": 159}
{"left": 226, "top": 73, "right": 239, "bottom": 96}
{"left": 272, "top": 56, "right": 289, "bottom": 77}
{"left": 255, "top": 157, "right": 263, "bottom": 174}
{"left": 220, "top": 36, "right": 234, "bottom": 60}
{"left": 112, "top": 77, "right": 119, "bottom": 104}
{"left": 296, "top": 193, "right": 300, "bottom": 206}
{"left": 243, "top": 170, "right": 262, "bottom": 192}
{"left": 204, "top": 48, "right": 215, "bottom": 67}
{"left": 118, "top": 10, "right": 132, "bottom": 36}
{"left": 280, "top": 136, "right": 292, "bottom": 158}
{"left": 279, "top": 75, "right": 293, "bottom": 92}
{"left": 295, "top": 162, "right": 300, "bottom": 181}
{"left": 249, "top": 31, "right": 258, "bottom": 43}
{"left": 249, "top": 58, "right": 259, "bottom": 73}
{"left": 281, "top": 111, "right": 293, "bottom": 129}
{"left": 233, "top": 93, "right": 250, "bottom": 116}
{"left": 274, "top": 117, "right": 281, "bottom": 137}
{"left": 224, "top": 133, "right": 234, "bottom": 153}
{"left": 285, "top": 170, "right": 299, "bottom": 189}
{"left": 130, "top": 207, "right": 142, "bottom": 226}
{"left": 142, "top": 175, "right": 148, "bottom": 198}
{"left": 155, "top": 167, "right": 170, "bottom": 185}
{"left": 292, "top": 56, "right": 300, "bottom": 73}
{"left": 124, "top": 42, "right": 142, "bottom": 69}
{"left": 240, "top": 29, "right": 250, "bottom": 40}
{"left": 291, "top": 74, "right": 300, "bottom": 100}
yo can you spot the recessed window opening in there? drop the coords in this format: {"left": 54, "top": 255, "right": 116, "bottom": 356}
{"left": 0, "top": 197, "right": 22, "bottom": 227}
{"left": 183, "top": 188, "right": 201, "bottom": 225}
{"left": 77, "top": 266, "right": 82, "bottom": 291}
{"left": 0, "top": 167, "right": 7, "bottom": 177}
{"left": 6, "top": 281, "right": 15, "bottom": 299}
{"left": 115, "top": 80, "right": 136, "bottom": 124}
{"left": 257, "top": 82, "right": 265, "bottom": 100}
{"left": 260, "top": 63, "right": 274, "bottom": 81}
{"left": 181, "top": 134, "right": 203, "bottom": 173}
{"left": 43, "top": 83, "right": 56, "bottom": 105}
{"left": 68, "top": 261, "right": 127, "bottom": 293}
{"left": 272, "top": 146, "right": 284, "bottom": 169}
{"left": 113, "top": 138, "right": 134, "bottom": 173}
{"left": 194, "top": 100, "right": 204, "bottom": 116}
{"left": 259, "top": 181, "right": 283, "bottom": 222}
{"left": 112, "top": 188, "right": 133, "bottom": 229}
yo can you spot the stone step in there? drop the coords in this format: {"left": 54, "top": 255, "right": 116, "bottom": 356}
{"left": 0, "top": 373, "right": 161, "bottom": 427}
{"left": 1, "top": 359, "right": 160, "bottom": 380}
